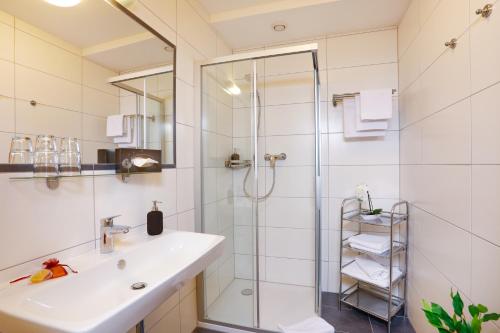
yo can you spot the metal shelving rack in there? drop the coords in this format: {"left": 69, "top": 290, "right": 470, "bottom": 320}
{"left": 338, "top": 197, "right": 409, "bottom": 333}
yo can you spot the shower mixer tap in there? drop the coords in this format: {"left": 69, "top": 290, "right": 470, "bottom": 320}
{"left": 264, "top": 153, "right": 287, "bottom": 167}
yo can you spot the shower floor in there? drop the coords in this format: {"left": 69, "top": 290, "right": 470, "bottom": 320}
{"left": 206, "top": 278, "right": 316, "bottom": 331}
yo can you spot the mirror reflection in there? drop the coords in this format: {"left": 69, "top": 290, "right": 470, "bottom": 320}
{"left": 0, "top": 0, "right": 175, "bottom": 169}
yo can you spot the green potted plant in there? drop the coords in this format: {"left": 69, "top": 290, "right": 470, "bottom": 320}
{"left": 422, "top": 290, "right": 499, "bottom": 333}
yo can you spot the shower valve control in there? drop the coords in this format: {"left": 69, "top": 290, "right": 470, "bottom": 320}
{"left": 264, "top": 153, "right": 287, "bottom": 167}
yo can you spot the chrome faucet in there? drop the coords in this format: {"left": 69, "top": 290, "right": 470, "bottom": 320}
{"left": 100, "top": 215, "right": 130, "bottom": 254}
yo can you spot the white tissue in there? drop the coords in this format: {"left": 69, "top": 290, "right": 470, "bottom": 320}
{"left": 131, "top": 157, "right": 159, "bottom": 168}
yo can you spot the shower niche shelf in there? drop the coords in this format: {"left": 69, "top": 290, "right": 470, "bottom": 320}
{"left": 338, "top": 197, "right": 409, "bottom": 333}
{"left": 224, "top": 160, "right": 252, "bottom": 169}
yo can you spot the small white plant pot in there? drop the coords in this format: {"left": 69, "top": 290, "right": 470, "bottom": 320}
{"left": 360, "top": 214, "right": 381, "bottom": 221}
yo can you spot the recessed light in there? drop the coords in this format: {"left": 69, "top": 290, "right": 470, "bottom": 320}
{"left": 272, "top": 23, "right": 287, "bottom": 32}
{"left": 45, "top": 0, "right": 81, "bottom": 7}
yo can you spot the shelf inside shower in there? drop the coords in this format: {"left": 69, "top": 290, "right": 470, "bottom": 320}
{"left": 224, "top": 160, "right": 252, "bottom": 169}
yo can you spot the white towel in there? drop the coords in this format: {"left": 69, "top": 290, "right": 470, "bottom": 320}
{"left": 360, "top": 89, "right": 393, "bottom": 120}
{"left": 342, "top": 259, "right": 403, "bottom": 288}
{"left": 355, "top": 95, "right": 388, "bottom": 131}
{"left": 348, "top": 234, "right": 391, "bottom": 253}
{"left": 342, "top": 97, "right": 386, "bottom": 138}
{"left": 106, "top": 115, "right": 124, "bottom": 137}
{"left": 113, "top": 117, "right": 133, "bottom": 144}
{"left": 355, "top": 256, "right": 389, "bottom": 280}
{"left": 278, "top": 317, "right": 335, "bottom": 333}
{"left": 350, "top": 242, "right": 389, "bottom": 254}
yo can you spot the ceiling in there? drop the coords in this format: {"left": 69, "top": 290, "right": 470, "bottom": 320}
{"left": 0, "top": 0, "right": 174, "bottom": 73}
{"left": 198, "top": 0, "right": 411, "bottom": 49}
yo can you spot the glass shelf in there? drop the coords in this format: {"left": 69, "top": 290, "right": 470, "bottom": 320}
{"left": 340, "top": 287, "right": 404, "bottom": 321}
{"left": 8, "top": 171, "right": 161, "bottom": 181}
{"left": 342, "top": 212, "right": 408, "bottom": 227}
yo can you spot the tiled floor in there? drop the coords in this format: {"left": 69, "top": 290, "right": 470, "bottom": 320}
{"left": 197, "top": 292, "right": 415, "bottom": 333}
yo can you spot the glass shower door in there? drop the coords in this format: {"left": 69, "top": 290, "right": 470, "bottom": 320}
{"left": 201, "top": 59, "right": 260, "bottom": 328}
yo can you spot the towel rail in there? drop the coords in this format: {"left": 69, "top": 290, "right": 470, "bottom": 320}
{"left": 124, "top": 114, "right": 156, "bottom": 122}
{"left": 332, "top": 89, "right": 397, "bottom": 107}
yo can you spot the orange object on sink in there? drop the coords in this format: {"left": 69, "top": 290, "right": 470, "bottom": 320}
{"left": 49, "top": 265, "right": 68, "bottom": 279}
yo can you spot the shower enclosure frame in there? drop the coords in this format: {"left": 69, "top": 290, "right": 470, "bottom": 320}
{"left": 197, "top": 43, "right": 322, "bottom": 332}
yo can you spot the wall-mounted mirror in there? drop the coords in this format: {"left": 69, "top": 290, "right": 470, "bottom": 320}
{"left": 0, "top": 0, "right": 176, "bottom": 172}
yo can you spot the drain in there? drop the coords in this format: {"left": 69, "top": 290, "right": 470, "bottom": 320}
{"left": 131, "top": 282, "right": 147, "bottom": 290}
{"left": 241, "top": 288, "right": 253, "bottom": 296}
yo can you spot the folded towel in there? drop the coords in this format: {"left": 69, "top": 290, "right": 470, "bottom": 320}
{"left": 278, "top": 317, "right": 335, "bottom": 333}
{"left": 106, "top": 114, "right": 124, "bottom": 137}
{"left": 348, "top": 234, "right": 391, "bottom": 252}
{"left": 355, "top": 95, "right": 388, "bottom": 131}
{"left": 113, "top": 117, "right": 133, "bottom": 144}
{"left": 343, "top": 97, "right": 386, "bottom": 138}
{"left": 355, "top": 256, "right": 388, "bottom": 280}
{"left": 350, "top": 242, "right": 390, "bottom": 254}
{"left": 342, "top": 259, "right": 403, "bottom": 288}
{"left": 360, "top": 89, "right": 393, "bottom": 120}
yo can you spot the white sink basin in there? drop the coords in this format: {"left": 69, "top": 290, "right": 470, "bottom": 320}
{"left": 0, "top": 230, "right": 224, "bottom": 333}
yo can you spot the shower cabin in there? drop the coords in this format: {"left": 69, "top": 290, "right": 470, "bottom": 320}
{"left": 198, "top": 44, "right": 321, "bottom": 332}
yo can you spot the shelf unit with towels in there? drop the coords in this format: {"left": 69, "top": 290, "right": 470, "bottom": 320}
{"left": 338, "top": 197, "right": 409, "bottom": 333}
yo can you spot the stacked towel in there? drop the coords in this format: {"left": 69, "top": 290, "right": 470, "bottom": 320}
{"left": 278, "top": 317, "right": 335, "bottom": 333}
{"left": 355, "top": 256, "right": 389, "bottom": 280}
{"left": 343, "top": 97, "right": 385, "bottom": 138}
{"left": 348, "top": 234, "right": 391, "bottom": 254}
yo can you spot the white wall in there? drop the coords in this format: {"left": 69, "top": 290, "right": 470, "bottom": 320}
{"left": 231, "top": 27, "right": 400, "bottom": 292}
{"left": 398, "top": 1, "right": 500, "bottom": 332}
{"left": 0, "top": 1, "right": 232, "bottom": 332}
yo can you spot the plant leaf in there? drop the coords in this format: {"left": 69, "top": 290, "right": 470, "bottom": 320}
{"left": 432, "top": 303, "right": 455, "bottom": 330}
{"left": 452, "top": 291, "right": 464, "bottom": 317}
{"left": 423, "top": 309, "right": 444, "bottom": 328}
{"left": 422, "top": 300, "right": 432, "bottom": 311}
{"left": 469, "top": 305, "right": 479, "bottom": 317}
{"left": 477, "top": 304, "right": 488, "bottom": 313}
{"left": 471, "top": 316, "right": 481, "bottom": 333}
{"left": 483, "top": 313, "right": 500, "bottom": 322}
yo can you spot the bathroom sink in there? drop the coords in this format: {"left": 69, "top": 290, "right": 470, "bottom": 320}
{"left": 0, "top": 230, "right": 224, "bottom": 333}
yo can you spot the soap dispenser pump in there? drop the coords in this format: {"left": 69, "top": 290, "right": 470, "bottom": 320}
{"left": 147, "top": 200, "right": 163, "bottom": 236}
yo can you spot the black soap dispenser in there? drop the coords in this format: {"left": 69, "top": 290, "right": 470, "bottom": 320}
{"left": 147, "top": 200, "right": 163, "bottom": 235}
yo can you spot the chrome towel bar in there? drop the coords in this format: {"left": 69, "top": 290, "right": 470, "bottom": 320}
{"left": 332, "top": 89, "right": 397, "bottom": 107}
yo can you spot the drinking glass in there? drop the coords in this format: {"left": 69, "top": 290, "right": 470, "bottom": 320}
{"left": 8, "top": 137, "right": 33, "bottom": 164}
{"left": 59, "top": 137, "right": 81, "bottom": 176}
{"left": 34, "top": 135, "right": 59, "bottom": 176}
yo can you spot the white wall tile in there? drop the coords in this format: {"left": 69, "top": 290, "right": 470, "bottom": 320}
{"left": 16, "top": 100, "right": 82, "bottom": 139}
{"left": 266, "top": 134, "right": 315, "bottom": 166}
{"left": 421, "top": 99, "right": 471, "bottom": 164}
{"left": 178, "top": 209, "right": 195, "bottom": 232}
{"left": 266, "top": 197, "right": 315, "bottom": 229}
{"left": 0, "top": 175, "right": 94, "bottom": 270}
{"left": 177, "top": 0, "right": 216, "bottom": 58}
{"left": 268, "top": 166, "right": 315, "bottom": 198}
{"left": 330, "top": 131, "right": 399, "bottom": 165}
{"left": 176, "top": 79, "right": 194, "bottom": 126}
{"left": 398, "top": 0, "right": 420, "bottom": 57}
{"left": 265, "top": 103, "right": 314, "bottom": 136}
{"left": 82, "top": 114, "right": 110, "bottom": 143}
{"left": 400, "top": 124, "right": 422, "bottom": 164}
{"left": 327, "top": 29, "right": 397, "bottom": 69}
{"left": 328, "top": 63, "right": 398, "bottom": 97}
{"left": 177, "top": 124, "right": 194, "bottom": 168}
{"left": 266, "top": 228, "right": 315, "bottom": 260}
{"left": 0, "top": 96, "right": 15, "bottom": 132}
{"left": 265, "top": 72, "right": 314, "bottom": 106}
{"left": 471, "top": 165, "right": 500, "bottom": 246}
{"left": 471, "top": 82, "right": 500, "bottom": 164}
{"left": 0, "top": 22, "right": 14, "bottom": 61}
{"left": 15, "top": 29, "right": 81, "bottom": 83}
{"left": 330, "top": 165, "right": 399, "bottom": 199}
{"left": 82, "top": 87, "right": 119, "bottom": 117}
{"left": 266, "top": 257, "right": 315, "bottom": 287}
{"left": 177, "top": 168, "right": 194, "bottom": 212}
{"left": 15, "top": 65, "right": 81, "bottom": 112}
{"left": 0, "top": 59, "right": 14, "bottom": 98}
{"left": 471, "top": 235, "right": 500, "bottom": 314}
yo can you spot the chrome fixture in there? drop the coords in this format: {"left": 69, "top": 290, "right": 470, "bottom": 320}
{"left": 476, "top": 3, "right": 493, "bottom": 18}
{"left": 264, "top": 153, "right": 287, "bottom": 167}
{"left": 332, "top": 89, "right": 397, "bottom": 107}
{"left": 100, "top": 215, "right": 130, "bottom": 254}
{"left": 445, "top": 38, "right": 458, "bottom": 49}
{"left": 131, "top": 282, "right": 147, "bottom": 290}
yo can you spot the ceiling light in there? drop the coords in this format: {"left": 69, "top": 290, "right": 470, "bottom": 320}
{"left": 272, "top": 23, "right": 287, "bottom": 32}
{"left": 225, "top": 84, "right": 241, "bottom": 96}
{"left": 45, "top": 0, "right": 81, "bottom": 7}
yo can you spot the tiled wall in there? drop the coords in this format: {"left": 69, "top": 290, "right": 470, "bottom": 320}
{"left": 0, "top": 1, "right": 231, "bottom": 332}
{"left": 398, "top": 1, "right": 500, "bottom": 332}
{"left": 231, "top": 28, "right": 400, "bottom": 292}
{"left": 0, "top": 13, "right": 118, "bottom": 163}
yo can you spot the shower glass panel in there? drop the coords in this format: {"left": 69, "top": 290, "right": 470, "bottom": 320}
{"left": 200, "top": 45, "right": 320, "bottom": 332}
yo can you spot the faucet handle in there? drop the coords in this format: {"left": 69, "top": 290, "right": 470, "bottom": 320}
{"left": 101, "top": 215, "right": 121, "bottom": 227}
